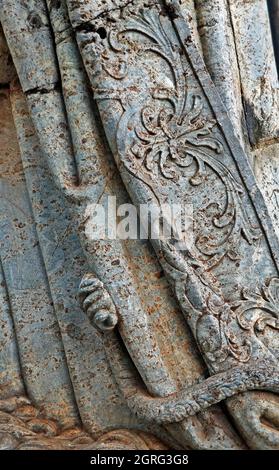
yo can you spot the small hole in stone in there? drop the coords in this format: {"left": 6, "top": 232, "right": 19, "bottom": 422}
{"left": 49, "top": 0, "right": 61, "bottom": 8}
{"left": 53, "top": 0, "right": 61, "bottom": 8}
{"left": 96, "top": 27, "right": 107, "bottom": 39}
{"left": 28, "top": 12, "right": 43, "bottom": 29}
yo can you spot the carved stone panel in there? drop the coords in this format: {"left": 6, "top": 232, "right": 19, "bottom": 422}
{"left": 0, "top": 0, "right": 278, "bottom": 450}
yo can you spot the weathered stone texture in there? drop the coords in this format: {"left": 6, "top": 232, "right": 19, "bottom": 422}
{"left": 0, "top": 0, "right": 278, "bottom": 450}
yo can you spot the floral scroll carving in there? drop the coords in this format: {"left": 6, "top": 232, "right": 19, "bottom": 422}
{"left": 83, "top": 0, "right": 279, "bottom": 421}
{"left": 93, "top": 8, "right": 262, "bottom": 269}
{"left": 236, "top": 278, "right": 279, "bottom": 333}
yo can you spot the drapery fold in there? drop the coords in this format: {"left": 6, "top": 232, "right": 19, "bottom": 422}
{"left": 0, "top": 257, "right": 23, "bottom": 398}
{"left": 0, "top": 85, "right": 79, "bottom": 424}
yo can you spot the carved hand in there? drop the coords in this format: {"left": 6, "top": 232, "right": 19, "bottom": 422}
{"left": 79, "top": 274, "right": 118, "bottom": 333}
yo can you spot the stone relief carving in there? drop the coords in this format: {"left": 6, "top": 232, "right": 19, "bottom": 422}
{"left": 79, "top": 273, "right": 279, "bottom": 424}
{"left": 78, "top": 0, "right": 278, "bottom": 358}
{"left": 0, "top": 0, "right": 278, "bottom": 450}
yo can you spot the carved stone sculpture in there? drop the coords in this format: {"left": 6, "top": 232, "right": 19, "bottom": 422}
{"left": 0, "top": 0, "right": 278, "bottom": 450}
